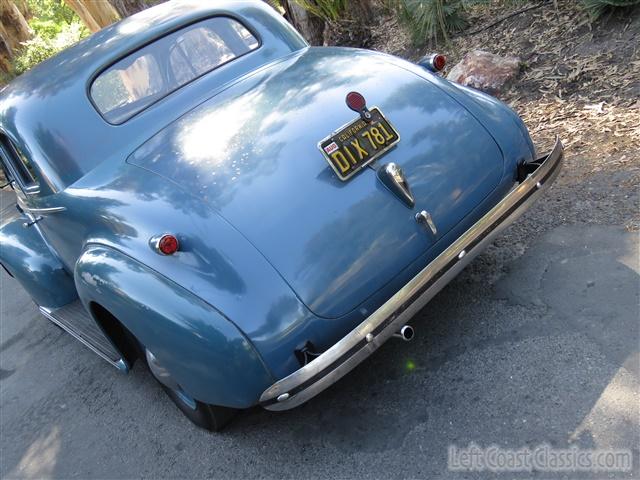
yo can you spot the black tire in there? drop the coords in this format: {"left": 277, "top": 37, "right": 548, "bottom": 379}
{"left": 91, "top": 307, "right": 237, "bottom": 431}
{"left": 139, "top": 344, "right": 237, "bottom": 431}
{"left": 159, "top": 384, "right": 237, "bottom": 432}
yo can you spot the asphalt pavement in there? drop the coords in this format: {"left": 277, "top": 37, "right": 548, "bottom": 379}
{"left": 0, "top": 184, "right": 638, "bottom": 479}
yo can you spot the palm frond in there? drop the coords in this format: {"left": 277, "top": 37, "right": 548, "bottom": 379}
{"left": 293, "top": 0, "right": 347, "bottom": 21}
{"left": 580, "top": 0, "right": 640, "bottom": 18}
{"left": 400, "top": 0, "right": 467, "bottom": 45}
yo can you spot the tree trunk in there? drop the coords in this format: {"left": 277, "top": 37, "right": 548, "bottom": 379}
{"left": 280, "top": 0, "right": 325, "bottom": 45}
{"left": 0, "top": 22, "right": 14, "bottom": 74}
{"left": 0, "top": 0, "right": 33, "bottom": 75}
{"left": 280, "top": 0, "right": 374, "bottom": 46}
{"left": 0, "top": 0, "right": 32, "bottom": 50}
{"left": 109, "top": 0, "right": 165, "bottom": 18}
{"left": 13, "top": 0, "right": 29, "bottom": 20}
{"left": 63, "top": 0, "right": 120, "bottom": 33}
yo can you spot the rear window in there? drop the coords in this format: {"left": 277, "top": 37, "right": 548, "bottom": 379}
{"left": 90, "top": 17, "right": 259, "bottom": 124}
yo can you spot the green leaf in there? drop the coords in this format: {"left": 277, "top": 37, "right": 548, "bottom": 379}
{"left": 401, "top": 0, "right": 467, "bottom": 45}
{"left": 580, "top": 0, "right": 640, "bottom": 18}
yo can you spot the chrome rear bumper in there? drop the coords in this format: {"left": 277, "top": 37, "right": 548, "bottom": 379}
{"left": 260, "top": 138, "right": 564, "bottom": 411}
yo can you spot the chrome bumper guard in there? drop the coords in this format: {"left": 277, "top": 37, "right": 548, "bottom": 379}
{"left": 260, "top": 138, "right": 564, "bottom": 411}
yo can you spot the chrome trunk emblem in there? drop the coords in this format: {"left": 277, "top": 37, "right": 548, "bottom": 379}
{"left": 377, "top": 162, "right": 414, "bottom": 208}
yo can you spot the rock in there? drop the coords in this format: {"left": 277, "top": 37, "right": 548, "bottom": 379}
{"left": 447, "top": 50, "right": 521, "bottom": 95}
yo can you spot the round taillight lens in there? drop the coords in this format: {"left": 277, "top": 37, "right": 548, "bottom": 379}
{"left": 157, "top": 234, "right": 179, "bottom": 255}
{"left": 433, "top": 54, "right": 446, "bottom": 71}
{"left": 346, "top": 91, "right": 367, "bottom": 112}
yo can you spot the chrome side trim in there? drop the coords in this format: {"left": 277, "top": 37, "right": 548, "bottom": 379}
{"left": 260, "top": 138, "right": 564, "bottom": 411}
{"left": 26, "top": 206, "right": 66, "bottom": 214}
{"left": 15, "top": 195, "right": 66, "bottom": 214}
{"left": 40, "top": 306, "right": 128, "bottom": 372}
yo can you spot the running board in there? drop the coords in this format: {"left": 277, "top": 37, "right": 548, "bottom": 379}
{"left": 40, "top": 301, "right": 127, "bottom": 372}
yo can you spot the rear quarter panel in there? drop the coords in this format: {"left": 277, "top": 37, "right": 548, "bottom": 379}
{"left": 75, "top": 245, "right": 275, "bottom": 408}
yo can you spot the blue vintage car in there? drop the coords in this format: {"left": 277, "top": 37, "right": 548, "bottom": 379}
{"left": 0, "top": 0, "right": 562, "bottom": 430}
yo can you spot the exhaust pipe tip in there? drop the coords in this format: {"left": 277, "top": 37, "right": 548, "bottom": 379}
{"left": 394, "top": 325, "right": 415, "bottom": 342}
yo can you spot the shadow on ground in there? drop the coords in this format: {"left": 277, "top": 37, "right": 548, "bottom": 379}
{"left": 1, "top": 222, "right": 638, "bottom": 479}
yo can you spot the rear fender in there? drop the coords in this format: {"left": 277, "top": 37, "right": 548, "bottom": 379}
{"left": 428, "top": 75, "right": 536, "bottom": 168}
{"left": 0, "top": 209, "right": 77, "bottom": 308}
{"left": 74, "top": 245, "right": 274, "bottom": 408}
{"left": 381, "top": 56, "right": 535, "bottom": 173}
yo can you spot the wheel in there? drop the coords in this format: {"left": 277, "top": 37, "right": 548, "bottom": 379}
{"left": 159, "top": 383, "right": 237, "bottom": 432}
{"left": 90, "top": 307, "right": 237, "bottom": 431}
{"left": 143, "top": 347, "right": 237, "bottom": 431}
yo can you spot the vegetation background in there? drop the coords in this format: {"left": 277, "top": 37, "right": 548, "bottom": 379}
{"left": 0, "top": 0, "right": 638, "bottom": 232}
{"left": 1, "top": 0, "right": 638, "bottom": 82}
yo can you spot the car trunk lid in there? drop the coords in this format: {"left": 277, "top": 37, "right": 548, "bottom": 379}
{"left": 129, "top": 48, "right": 504, "bottom": 319}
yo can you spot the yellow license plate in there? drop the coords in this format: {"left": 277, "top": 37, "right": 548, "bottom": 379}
{"left": 318, "top": 108, "right": 400, "bottom": 181}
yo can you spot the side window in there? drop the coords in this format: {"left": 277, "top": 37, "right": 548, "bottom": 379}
{"left": 0, "top": 156, "right": 12, "bottom": 187}
{"left": 0, "top": 135, "right": 38, "bottom": 191}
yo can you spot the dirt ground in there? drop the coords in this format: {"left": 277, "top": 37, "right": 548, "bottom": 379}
{"left": 368, "top": 0, "right": 639, "bottom": 239}
{"left": 1, "top": 4, "right": 638, "bottom": 478}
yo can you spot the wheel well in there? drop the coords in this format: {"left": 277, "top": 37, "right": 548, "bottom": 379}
{"left": 89, "top": 303, "right": 142, "bottom": 367}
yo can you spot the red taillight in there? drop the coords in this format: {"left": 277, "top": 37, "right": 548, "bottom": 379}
{"left": 346, "top": 91, "right": 367, "bottom": 112}
{"left": 433, "top": 54, "right": 446, "bottom": 71}
{"left": 157, "top": 234, "right": 179, "bottom": 255}
{"left": 417, "top": 53, "right": 447, "bottom": 73}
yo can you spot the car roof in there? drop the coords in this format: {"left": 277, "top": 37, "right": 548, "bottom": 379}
{"left": 0, "top": 0, "right": 306, "bottom": 194}
{"left": 2, "top": 1, "right": 261, "bottom": 100}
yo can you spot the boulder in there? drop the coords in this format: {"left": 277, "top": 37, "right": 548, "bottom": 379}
{"left": 446, "top": 50, "right": 521, "bottom": 95}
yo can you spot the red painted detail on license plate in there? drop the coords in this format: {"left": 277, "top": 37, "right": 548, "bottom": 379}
{"left": 324, "top": 142, "right": 339, "bottom": 155}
